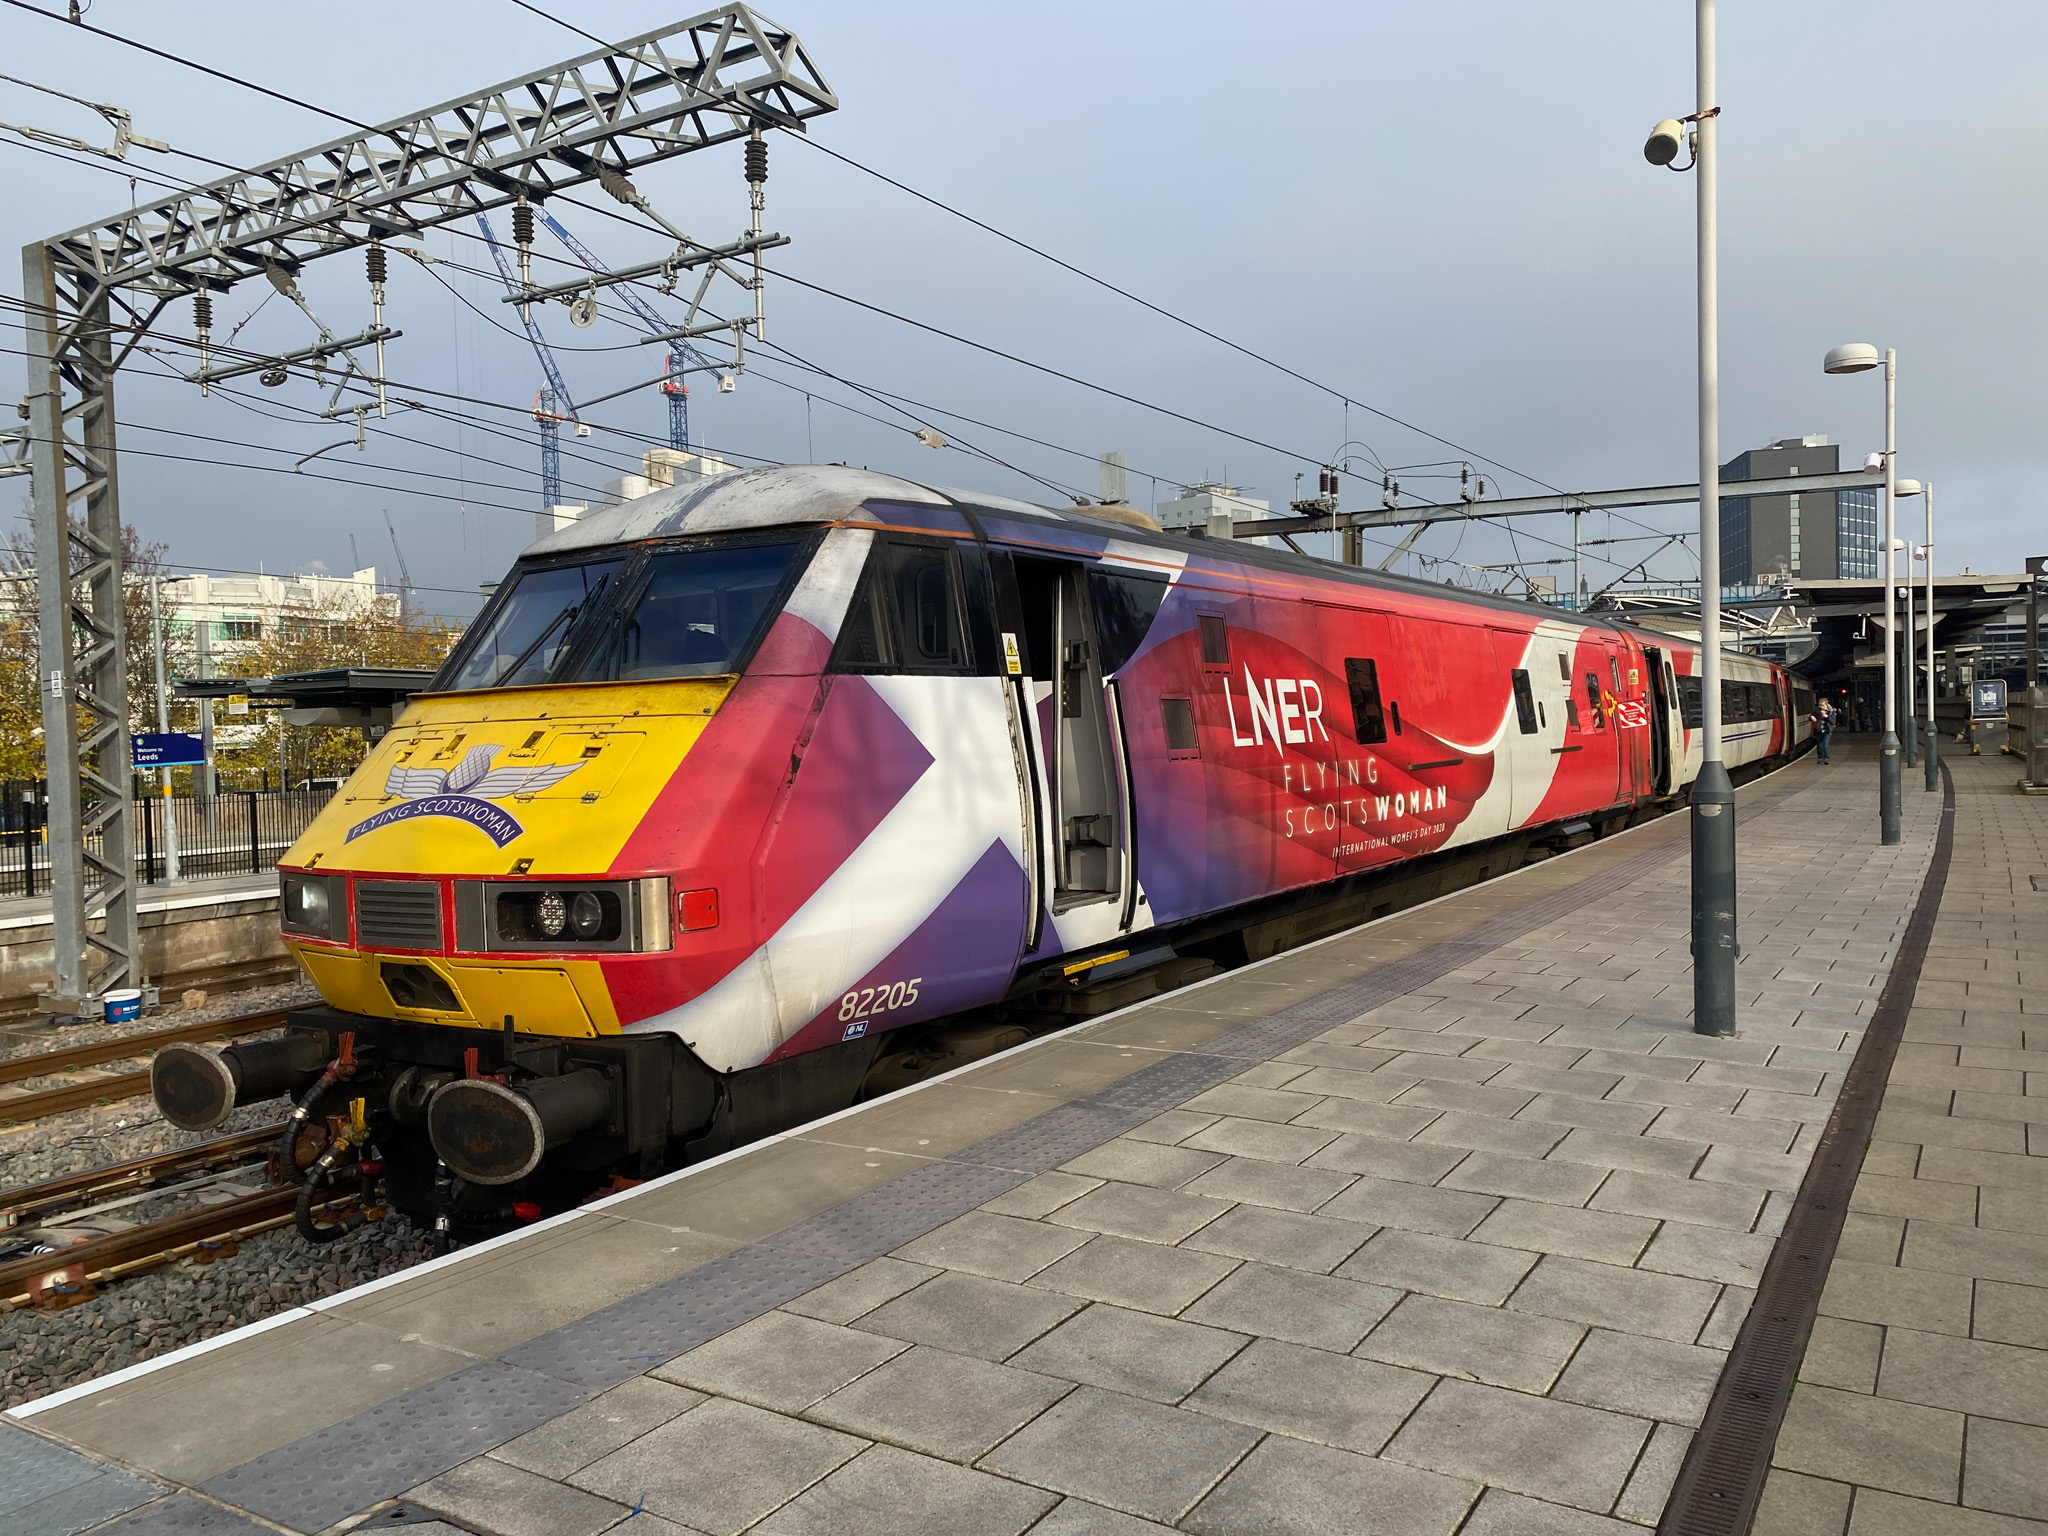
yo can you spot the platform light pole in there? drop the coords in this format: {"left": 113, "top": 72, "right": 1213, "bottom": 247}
{"left": 1824, "top": 342, "right": 1902, "bottom": 844}
{"left": 1644, "top": 0, "right": 1735, "bottom": 1036}
{"left": 1894, "top": 478, "right": 1934, "bottom": 790}
{"left": 1922, "top": 484, "right": 1939, "bottom": 790}
{"left": 1897, "top": 524, "right": 1917, "bottom": 770}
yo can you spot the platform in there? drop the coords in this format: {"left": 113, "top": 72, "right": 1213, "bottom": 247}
{"left": 1761, "top": 748, "right": 2048, "bottom": 1533}
{"left": 0, "top": 871, "right": 289, "bottom": 1028}
{"left": 1, "top": 749, "right": 1950, "bottom": 1536}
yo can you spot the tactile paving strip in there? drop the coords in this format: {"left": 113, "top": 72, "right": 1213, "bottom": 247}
{"left": 0, "top": 1420, "right": 162, "bottom": 1536}
{"left": 194, "top": 784, "right": 1807, "bottom": 1530}
{"left": 97, "top": 1494, "right": 278, "bottom": 1533}
{"left": 198, "top": 1361, "right": 588, "bottom": 1534}
{"left": 949, "top": 1102, "right": 1157, "bottom": 1171}
{"left": 505, "top": 1158, "right": 1031, "bottom": 1388}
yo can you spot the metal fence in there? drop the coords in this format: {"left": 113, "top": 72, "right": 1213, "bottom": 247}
{"left": 0, "top": 782, "right": 335, "bottom": 900}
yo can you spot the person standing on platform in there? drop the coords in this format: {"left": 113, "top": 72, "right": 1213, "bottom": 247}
{"left": 1812, "top": 696, "right": 1834, "bottom": 764}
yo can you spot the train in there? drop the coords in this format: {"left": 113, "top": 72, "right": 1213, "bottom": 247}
{"left": 150, "top": 464, "right": 1815, "bottom": 1238}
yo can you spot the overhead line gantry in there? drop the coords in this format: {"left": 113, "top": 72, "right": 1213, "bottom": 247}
{"left": 20, "top": 3, "right": 835, "bottom": 1014}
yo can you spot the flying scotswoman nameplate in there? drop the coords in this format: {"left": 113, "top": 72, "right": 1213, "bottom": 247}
{"left": 346, "top": 744, "right": 583, "bottom": 846}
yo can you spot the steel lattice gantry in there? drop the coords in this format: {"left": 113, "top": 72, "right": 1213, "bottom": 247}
{"left": 20, "top": 4, "right": 835, "bottom": 1013}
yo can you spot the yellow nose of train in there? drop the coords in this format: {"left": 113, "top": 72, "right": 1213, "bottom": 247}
{"left": 276, "top": 677, "right": 734, "bottom": 1037}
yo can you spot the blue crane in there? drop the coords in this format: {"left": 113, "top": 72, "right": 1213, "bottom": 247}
{"left": 540, "top": 210, "right": 709, "bottom": 453}
{"left": 476, "top": 212, "right": 579, "bottom": 508}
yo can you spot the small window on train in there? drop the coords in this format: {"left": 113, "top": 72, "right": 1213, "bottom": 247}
{"left": 830, "top": 538, "right": 971, "bottom": 675}
{"left": 1089, "top": 570, "right": 1169, "bottom": 676}
{"left": 1345, "top": 658, "right": 1388, "bottom": 745}
{"left": 1511, "top": 669, "right": 1538, "bottom": 734}
{"left": 1677, "top": 675, "right": 1704, "bottom": 729}
{"left": 1198, "top": 613, "right": 1230, "bottom": 667}
{"left": 1558, "top": 652, "right": 1571, "bottom": 682}
{"left": 1390, "top": 700, "right": 1403, "bottom": 736}
{"left": 1609, "top": 657, "right": 1622, "bottom": 691}
{"left": 1160, "top": 696, "right": 1199, "bottom": 755}
{"left": 1565, "top": 696, "right": 1581, "bottom": 729}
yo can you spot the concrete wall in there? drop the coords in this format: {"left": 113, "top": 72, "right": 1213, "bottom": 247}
{"left": 0, "top": 885, "right": 294, "bottom": 1017}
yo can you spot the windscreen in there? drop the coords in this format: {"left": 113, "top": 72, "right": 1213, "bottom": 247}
{"left": 584, "top": 540, "right": 807, "bottom": 680}
{"left": 440, "top": 559, "right": 625, "bottom": 691}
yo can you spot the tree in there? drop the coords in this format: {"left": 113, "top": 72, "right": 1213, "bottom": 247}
{"left": 0, "top": 516, "right": 183, "bottom": 784}
{"left": 209, "top": 590, "right": 456, "bottom": 786}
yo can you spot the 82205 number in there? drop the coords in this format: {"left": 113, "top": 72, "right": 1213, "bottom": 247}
{"left": 839, "top": 978, "right": 922, "bottom": 1022}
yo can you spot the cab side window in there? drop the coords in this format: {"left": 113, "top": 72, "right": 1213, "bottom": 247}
{"left": 831, "top": 538, "right": 972, "bottom": 674}
{"left": 1511, "top": 669, "right": 1538, "bottom": 734}
{"left": 1346, "top": 658, "right": 1387, "bottom": 744}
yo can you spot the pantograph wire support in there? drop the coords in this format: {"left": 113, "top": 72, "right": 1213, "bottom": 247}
{"left": 366, "top": 241, "right": 388, "bottom": 418}
{"left": 747, "top": 125, "right": 767, "bottom": 338}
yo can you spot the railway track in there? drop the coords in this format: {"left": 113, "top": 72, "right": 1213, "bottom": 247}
{"left": 0, "top": 1008, "right": 290, "bottom": 1124}
{"left": 0, "top": 1121, "right": 356, "bottom": 1307}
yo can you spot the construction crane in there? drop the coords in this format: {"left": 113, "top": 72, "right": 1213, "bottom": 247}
{"left": 541, "top": 210, "right": 710, "bottom": 452}
{"left": 382, "top": 509, "right": 414, "bottom": 601}
{"left": 478, "top": 210, "right": 581, "bottom": 508}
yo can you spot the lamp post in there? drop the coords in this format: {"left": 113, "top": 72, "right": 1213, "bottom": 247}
{"left": 1824, "top": 342, "right": 1902, "bottom": 844}
{"left": 1644, "top": 0, "right": 1736, "bottom": 1036}
{"left": 1893, "top": 520, "right": 1916, "bottom": 770}
{"left": 1892, "top": 532, "right": 1908, "bottom": 770}
{"left": 1922, "top": 484, "right": 1938, "bottom": 790}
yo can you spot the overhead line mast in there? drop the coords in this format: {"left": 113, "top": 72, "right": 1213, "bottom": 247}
{"left": 21, "top": 4, "right": 836, "bottom": 1015}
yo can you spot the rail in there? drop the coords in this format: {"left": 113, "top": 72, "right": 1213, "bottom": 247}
{"left": 0, "top": 1008, "right": 291, "bottom": 1122}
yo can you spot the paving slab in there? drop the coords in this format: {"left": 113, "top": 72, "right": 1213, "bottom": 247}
{"left": 0, "top": 753, "right": 1949, "bottom": 1536}
{"left": 1766, "top": 754, "right": 2048, "bottom": 1529}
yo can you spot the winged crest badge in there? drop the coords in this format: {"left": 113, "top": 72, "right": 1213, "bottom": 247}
{"left": 344, "top": 744, "right": 585, "bottom": 846}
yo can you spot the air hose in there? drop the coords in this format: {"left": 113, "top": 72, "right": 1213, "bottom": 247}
{"left": 278, "top": 1032, "right": 356, "bottom": 1185}
{"left": 295, "top": 1097, "right": 372, "bottom": 1245}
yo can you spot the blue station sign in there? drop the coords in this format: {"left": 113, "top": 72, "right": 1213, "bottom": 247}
{"left": 132, "top": 731, "right": 208, "bottom": 768}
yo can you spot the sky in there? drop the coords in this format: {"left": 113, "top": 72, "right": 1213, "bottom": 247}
{"left": 3, "top": 0, "right": 2041, "bottom": 624}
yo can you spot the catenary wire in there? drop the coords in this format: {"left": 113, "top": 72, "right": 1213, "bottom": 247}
{"left": 0, "top": 19, "right": 1693, "bottom": 586}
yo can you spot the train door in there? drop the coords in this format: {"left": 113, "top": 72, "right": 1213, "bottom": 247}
{"left": 1597, "top": 638, "right": 1646, "bottom": 806}
{"left": 1644, "top": 645, "right": 1674, "bottom": 795}
{"left": 1009, "top": 555, "right": 1124, "bottom": 910}
{"left": 1487, "top": 627, "right": 1547, "bottom": 827}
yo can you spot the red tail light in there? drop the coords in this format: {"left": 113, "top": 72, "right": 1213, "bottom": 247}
{"left": 677, "top": 888, "right": 719, "bottom": 931}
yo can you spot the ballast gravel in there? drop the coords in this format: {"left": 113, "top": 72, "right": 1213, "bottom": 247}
{"left": 0, "top": 978, "right": 320, "bottom": 1189}
{"left": 1, "top": 978, "right": 442, "bottom": 1413}
{"left": 0, "top": 1215, "right": 437, "bottom": 1410}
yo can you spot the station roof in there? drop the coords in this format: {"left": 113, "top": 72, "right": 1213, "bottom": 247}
{"left": 174, "top": 668, "right": 437, "bottom": 708}
{"left": 1784, "top": 574, "right": 2035, "bottom": 680}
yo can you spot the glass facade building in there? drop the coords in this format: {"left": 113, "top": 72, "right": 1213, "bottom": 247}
{"left": 1835, "top": 486, "right": 1881, "bottom": 579}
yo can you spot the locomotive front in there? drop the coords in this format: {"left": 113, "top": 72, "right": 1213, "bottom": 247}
{"left": 148, "top": 471, "right": 883, "bottom": 1233}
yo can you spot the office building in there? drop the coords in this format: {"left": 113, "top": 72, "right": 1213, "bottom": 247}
{"left": 1719, "top": 435, "right": 1880, "bottom": 585}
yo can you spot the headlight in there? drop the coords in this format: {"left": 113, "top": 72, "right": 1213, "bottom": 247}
{"left": 536, "top": 890, "right": 568, "bottom": 939}
{"left": 455, "top": 880, "right": 670, "bottom": 953}
{"left": 280, "top": 872, "right": 344, "bottom": 941}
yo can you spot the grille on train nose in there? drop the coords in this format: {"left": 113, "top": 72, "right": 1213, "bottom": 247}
{"left": 354, "top": 880, "right": 445, "bottom": 950}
